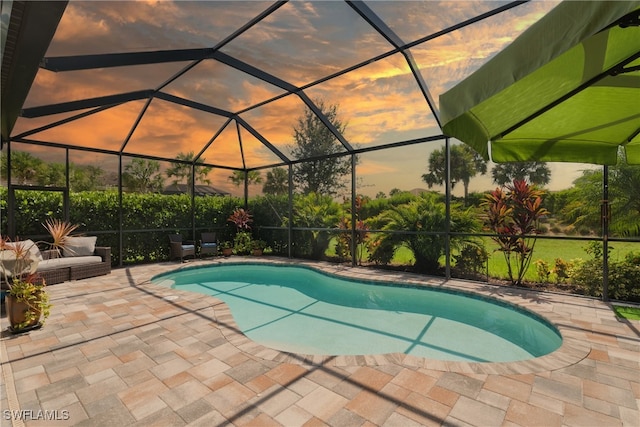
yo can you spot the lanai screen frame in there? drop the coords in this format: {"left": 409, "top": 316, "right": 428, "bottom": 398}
{"left": 1, "top": 1, "right": 627, "bottom": 299}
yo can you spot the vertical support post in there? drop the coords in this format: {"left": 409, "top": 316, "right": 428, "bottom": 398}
{"left": 190, "top": 163, "right": 196, "bottom": 240}
{"left": 288, "top": 164, "right": 293, "bottom": 259}
{"left": 118, "top": 154, "right": 124, "bottom": 267}
{"left": 244, "top": 171, "right": 249, "bottom": 209}
{"left": 602, "top": 165, "right": 609, "bottom": 301}
{"left": 6, "top": 141, "right": 15, "bottom": 237}
{"left": 444, "top": 138, "right": 452, "bottom": 280}
{"left": 64, "top": 149, "right": 70, "bottom": 221}
{"left": 351, "top": 154, "right": 357, "bottom": 267}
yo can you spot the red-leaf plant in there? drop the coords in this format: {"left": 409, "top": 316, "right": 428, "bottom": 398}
{"left": 336, "top": 196, "right": 371, "bottom": 265}
{"left": 228, "top": 208, "right": 253, "bottom": 232}
{"left": 483, "top": 179, "right": 548, "bottom": 286}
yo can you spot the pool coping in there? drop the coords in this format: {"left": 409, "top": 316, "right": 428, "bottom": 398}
{"left": 152, "top": 257, "right": 591, "bottom": 375}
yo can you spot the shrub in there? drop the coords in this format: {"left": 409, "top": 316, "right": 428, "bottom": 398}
{"left": 454, "top": 243, "right": 489, "bottom": 277}
{"left": 553, "top": 258, "right": 571, "bottom": 283}
{"left": 570, "top": 246, "right": 640, "bottom": 302}
{"left": 233, "top": 231, "right": 253, "bottom": 255}
{"left": 335, "top": 196, "right": 371, "bottom": 264}
{"left": 534, "top": 259, "right": 551, "bottom": 283}
{"left": 483, "top": 180, "right": 549, "bottom": 286}
{"left": 370, "top": 193, "right": 480, "bottom": 273}
{"left": 287, "top": 193, "right": 343, "bottom": 259}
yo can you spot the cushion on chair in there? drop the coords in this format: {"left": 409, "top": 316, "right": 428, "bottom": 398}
{"left": 63, "top": 236, "right": 98, "bottom": 257}
{"left": 201, "top": 243, "right": 217, "bottom": 248}
{"left": 181, "top": 245, "right": 195, "bottom": 250}
{"left": 37, "top": 256, "right": 103, "bottom": 271}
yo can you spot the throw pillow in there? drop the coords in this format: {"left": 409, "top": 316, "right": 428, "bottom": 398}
{"left": 63, "top": 236, "right": 97, "bottom": 257}
{"left": 4, "top": 239, "right": 43, "bottom": 263}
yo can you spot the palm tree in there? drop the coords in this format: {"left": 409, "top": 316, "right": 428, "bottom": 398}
{"left": 262, "top": 167, "right": 288, "bottom": 195}
{"left": 370, "top": 193, "right": 480, "bottom": 273}
{"left": 422, "top": 144, "right": 487, "bottom": 203}
{"left": 165, "top": 151, "right": 212, "bottom": 194}
{"left": 491, "top": 162, "right": 550, "bottom": 186}
{"left": 228, "top": 170, "right": 262, "bottom": 188}
{"left": 289, "top": 193, "right": 343, "bottom": 258}
{"left": 609, "top": 155, "right": 640, "bottom": 236}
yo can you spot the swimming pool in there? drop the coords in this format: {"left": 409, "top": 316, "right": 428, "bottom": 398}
{"left": 152, "top": 263, "right": 562, "bottom": 362}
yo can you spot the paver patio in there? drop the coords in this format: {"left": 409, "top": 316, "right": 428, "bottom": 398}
{"left": 1, "top": 258, "right": 639, "bottom": 426}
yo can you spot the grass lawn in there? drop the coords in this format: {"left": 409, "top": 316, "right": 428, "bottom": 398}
{"left": 612, "top": 305, "right": 640, "bottom": 320}
{"left": 486, "top": 238, "right": 639, "bottom": 282}
{"left": 333, "top": 236, "right": 639, "bottom": 284}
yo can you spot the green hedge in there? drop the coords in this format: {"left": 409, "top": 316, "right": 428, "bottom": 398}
{"left": 1, "top": 188, "right": 253, "bottom": 265}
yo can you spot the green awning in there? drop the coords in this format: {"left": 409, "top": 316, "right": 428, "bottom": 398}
{"left": 440, "top": 1, "right": 640, "bottom": 165}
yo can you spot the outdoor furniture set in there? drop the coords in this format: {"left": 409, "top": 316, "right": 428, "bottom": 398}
{"left": 169, "top": 233, "right": 218, "bottom": 262}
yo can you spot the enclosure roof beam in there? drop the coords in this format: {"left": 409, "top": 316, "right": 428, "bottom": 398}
{"left": 154, "top": 92, "right": 234, "bottom": 117}
{"left": 235, "top": 116, "right": 291, "bottom": 164}
{"left": 297, "top": 92, "right": 353, "bottom": 152}
{"left": 20, "top": 90, "right": 154, "bottom": 118}
{"left": 1, "top": 1, "right": 68, "bottom": 141}
{"left": 347, "top": 0, "right": 441, "bottom": 127}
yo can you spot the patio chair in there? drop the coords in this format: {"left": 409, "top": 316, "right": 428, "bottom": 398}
{"left": 168, "top": 234, "right": 196, "bottom": 263}
{"left": 199, "top": 232, "right": 218, "bottom": 258}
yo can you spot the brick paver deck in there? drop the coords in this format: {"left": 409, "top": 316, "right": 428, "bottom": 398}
{"left": 1, "top": 258, "right": 638, "bottom": 426}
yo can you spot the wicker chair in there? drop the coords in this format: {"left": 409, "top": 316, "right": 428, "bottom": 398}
{"left": 199, "top": 232, "right": 218, "bottom": 258}
{"left": 168, "top": 234, "right": 196, "bottom": 262}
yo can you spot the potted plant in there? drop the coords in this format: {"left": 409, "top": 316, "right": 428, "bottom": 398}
{"left": 233, "top": 232, "right": 252, "bottom": 255}
{"left": 220, "top": 241, "right": 233, "bottom": 257}
{"left": 228, "top": 207, "right": 254, "bottom": 256}
{"left": 1, "top": 219, "right": 77, "bottom": 333}
{"left": 251, "top": 240, "right": 267, "bottom": 256}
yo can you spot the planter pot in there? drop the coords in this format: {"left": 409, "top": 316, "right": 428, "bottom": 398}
{"left": 251, "top": 249, "right": 263, "bottom": 256}
{"left": 6, "top": 295, "right": 43, "bottom": 333}
{"left": 222, "top": 248, "right": 233, "bottom": 257}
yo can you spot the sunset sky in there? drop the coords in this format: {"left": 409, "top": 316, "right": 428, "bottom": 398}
{"left": 10, "top": 0, "right": 596, "bottom": 197}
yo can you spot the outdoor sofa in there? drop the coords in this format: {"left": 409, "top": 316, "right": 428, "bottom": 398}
{"left": 2, "top": 236, "right": 111, "bottom": 287}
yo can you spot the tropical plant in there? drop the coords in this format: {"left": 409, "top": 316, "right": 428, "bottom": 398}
{"left": 251, "top": 240, "right": 267, "bottom": 250}
{"left": 369, "top": 193, "right": 480, "bottom": 273}
{"left": 336, "top": 195, "right": 371, "bottom": 265}
{"left": 288, "top": 193, "right": 343, "bottom": 259}
{"left": 233, "top": 231, "right": 253, "bottom": 255}
{"left": 483, "top": 179, "right": 549, "bottom": 286}
{"left": 228, "top": 208, "right": 253, "bottom": 232}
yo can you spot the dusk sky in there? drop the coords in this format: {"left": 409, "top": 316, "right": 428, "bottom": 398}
{"left": 10, "top": 0, "right": 595, "bottom": 197}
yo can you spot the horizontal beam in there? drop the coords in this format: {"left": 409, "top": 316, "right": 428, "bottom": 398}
{"left": 21, "top": 90, "right": 153, "bottom": 117}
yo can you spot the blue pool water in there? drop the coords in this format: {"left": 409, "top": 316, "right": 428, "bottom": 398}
{"left": 152, "top": 264, "right": 562, "bottom": 362}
